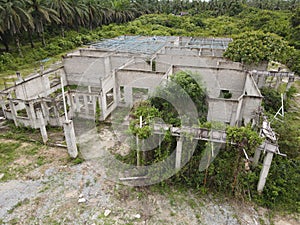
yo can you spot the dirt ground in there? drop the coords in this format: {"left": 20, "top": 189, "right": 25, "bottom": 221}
{"left": 0, "top": 135, "right": 299, "bottom": 225}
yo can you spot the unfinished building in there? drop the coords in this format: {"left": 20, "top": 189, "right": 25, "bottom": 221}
{"left": 0, "top": 35, "right": 295, "bottom": 191}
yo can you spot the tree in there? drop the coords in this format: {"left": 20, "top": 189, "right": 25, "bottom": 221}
{"left": 224, "top": 31, "right": 296, "bottom": 67}
{"left": 27, "top": 0, "right": 61, "bottom": 47}
{"left": 151, "top": 71, "right": 208, "bottom": 125}
{"left": 68, "top": 0, "right": 89, "bottom": 31}
{"left": 226, "top": 125, "right": 263, "bottom": 193}
{"left": 48, "top": 0, "right": 73, "bottom": 36}
{"left": 0, "top": 0, "right": 34, "bottom": 55}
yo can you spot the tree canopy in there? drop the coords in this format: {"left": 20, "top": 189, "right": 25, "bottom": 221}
{"left": 224, "top": 31, "right": 296, "bottom": 65}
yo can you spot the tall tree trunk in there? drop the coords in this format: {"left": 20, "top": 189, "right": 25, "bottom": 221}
{"left": 0, "top": 34, "right": 10, "bottom": 52}
{"left": 40, "top": 22, "right": 46, "bottom": 46}
{"left": 41, "top": 32, "right": 46, "bottom": 47}
{"left": 15, "top": 36, "right": 23, "bottom": 57}
{"left": 61, "top": 25, "right": 65, "bottom": 38}
{"left": 28, "top": 29, "right": 35, "bottom": 48}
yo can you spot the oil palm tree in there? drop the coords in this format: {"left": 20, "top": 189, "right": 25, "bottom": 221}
{"left": 0, "top": 0, "right": 34, "bottom": 55}
{"left": 27, "top": 0, "right": 61, "bottom": 47}
{"left": 68, "top": 0, "right": 89, "bottom": 31}
{"left": 48, "top": 0, "right": 73, "bottom": 37}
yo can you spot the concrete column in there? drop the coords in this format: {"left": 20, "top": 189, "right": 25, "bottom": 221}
{"left": 75, "top": 95, "right": 80, "bottom": 112}
{"left": 63, "top": 119, "right": 78, "bottom": 158}
{"left": 9, "top": 101, "right": 18, "bottom": 126}
{"left": 100, "top": 91, "right": 107, "bottom": 119}
{"left": 37, "top": 109, "right": 48, "bottom": 144}
{"left": 257, "top": 152, "right": 274, "bottom": 193}
{"left": 253, "top": 148, "right": 261, "bottom": 167}
{"left": 26, "top": 102, "right": 37, "bottom": 128}
{"left": 175, "top": 137, "right": 183, "bottom": 170}
{"left": 104, "top": 57, "right": 111, "bottom": 75}
{"left": 124, "top": 87, "right": 133, "bottom": 107}
{"left": 83, "top": 95, "right": 88, "bottom": 117}
{"left": 285, "top": 76, "right": 294, "bottom": 92}
{"left": 275, "top": 76, "right": 281, "bottom": 90}
{"left": 257, "top": 75, "right": 266, "bottom": 88}
{"left": 41, "top": 100, "right": 50, "bottom": 123}
{"left": 136, "top": 136, "right": 140, "bottom": 166}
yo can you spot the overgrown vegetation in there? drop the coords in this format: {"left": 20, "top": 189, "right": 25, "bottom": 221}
{"left": 122, "top": 70, "right": 300, "bottom": 213}
{"left": 1, "top": 1, "right": 300, "bottom": 81}
{"left": 1, "top": 0, "right": 300, "bottom": 215}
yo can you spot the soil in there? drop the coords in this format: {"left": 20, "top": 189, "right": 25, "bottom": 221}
{"left": 0, "top": 137, "right": 299, "bottom": 225}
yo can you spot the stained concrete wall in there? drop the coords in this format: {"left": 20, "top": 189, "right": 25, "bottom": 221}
{"left": 79, "top": 49, "right": 112, "bottom": 57}
{"left": 64, "top": 56, "right": 108, "bottom": 86}
{"left": 240, "top": 96, "right": 262, "bottom": 124}
{"left": 116, "top": 69, "right": 165, "bottom": 107}
{"left": 173, "top": 66, "right": 246, "bottom": 99}
{"left": 117, "top": 69, "right": 165, "bottom": 88}
{"left": 208, "top": 99, "right": 238, "bottom": 124}
{"left": 243, "top": 74, "right": 262, "bottom": 96}
{"left": 63, "top": 55, "right": 131, "bottom": 87}
{"left": 156, "top": 54, "right": 242, "bottom": 70}
{"left": 124, "top": 61, "right": 152, "bottom": 71}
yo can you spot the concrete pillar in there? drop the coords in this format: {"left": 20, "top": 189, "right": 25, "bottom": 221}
{"left": 275, "top": 76, "right": 281, "bottom": 90}
{"left": 124, "top": 86, "right": 133, "bottom": 107}
{"left": 104, "top": 57, "right": 111, "bottom": 75}
{"left": 63, "top": 119, "right": 78, "bottom": 158}
{"left": 25, "top": 102, "right": 37, "bottom": 128}
{"left": 41, "top": 100, "right": 50, "bottom": 123}
{"left": 75, "top": 95, "right": 80, "bottom": 112}
{"left": 257, "top": 75, "right": 266, "bottom": 88}
{"left": 9, "top": 101, "right": 18, "bottom": 126}
{"left": 37, "top": 109, "right": 48, "bottom": 144}
{"left": 257, "top": 152, "right": 274, "bottom": 193}
{"left": 175, "top": 137, "right": 183, "bottom": 170}
{"left": 285, "top": 76, "right": 294, "bottom": 92}
{"left": 136, "top": 136, "right": 140, "bottom": 166}
{"left": 253, "top": 148, "right": 261, "bottom": 167}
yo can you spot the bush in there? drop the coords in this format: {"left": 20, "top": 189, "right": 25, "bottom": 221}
{"left": 224, "top": 31, "right": 296, "bottom": 66}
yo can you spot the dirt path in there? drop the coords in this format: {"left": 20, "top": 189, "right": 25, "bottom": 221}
{"left": 0, "top": 137, "right": 299, "bottom": 225}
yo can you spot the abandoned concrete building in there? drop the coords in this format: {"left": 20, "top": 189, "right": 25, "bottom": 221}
{"left": 0, "top": 35, "right": 296, "bottom": 191}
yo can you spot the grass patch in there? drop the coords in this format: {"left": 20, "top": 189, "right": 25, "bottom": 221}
{"left": 0, "top": 141, "right": 22, "bottom": 181}
{"left": 68, "top": 154, "right": 85, "bottom": 165}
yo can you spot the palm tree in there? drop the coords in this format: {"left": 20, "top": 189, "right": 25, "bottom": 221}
{"left": 0, "top": 0, "right": 34, "bottom": 55}
{"left": 27, "top": 0, "right": 61, "bottom": 47}
{"left": 68, "top": 0, "right": 89, "bottom": 31}
{"left": 109, "top": 0, "right": 139, "bottom": 24}
{"left": 48, "top": 0, "right": 73, "bottom": 37}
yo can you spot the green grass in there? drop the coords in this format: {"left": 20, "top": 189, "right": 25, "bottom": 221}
{"left": 0, "top": 141, "right": 22, "bottom": 181}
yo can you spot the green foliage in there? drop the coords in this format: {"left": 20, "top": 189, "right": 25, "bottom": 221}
{"left": 129, "top": 101, "right": 160, "bottom": 139}
{"left": 151, "top": 71, "right": 208, "bottom": 125}
{"left": 260, "top": 87, "right": 282, "bottom": 114}
{"left": 253, "top": 157, "right": 300, "bottom": 213}
{"left": 224, "top": 31, "right": 295, "bottom": 65}
{"left": 226, "top": 125, "right": 263, "bottom": 153}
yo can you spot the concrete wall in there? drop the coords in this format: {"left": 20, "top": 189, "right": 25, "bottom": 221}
{"left": 125, "top": 61, "right": 152, "bottom": 71}
{"left": 240, "top": 96, "right": 262, "bottom": 124}
{"left": 156, "top": 54, "right": 242, "bottom": 70}
{"left": 117, "top": 69, "right": 165, "bottom": 88}
{"left": 64, "top": 56, "right": 108, "bottom": 86}
{"left": 79, "top": 49, "right": 112, "bottom": 57}
{"left": 208, "top": 99, "right": 238, "bottom": 124}
{"left": 243, "top": 74, "right": 262, "bottom": 96}
{"left": 173, "top": 66, "right": 246, "bottom": 99}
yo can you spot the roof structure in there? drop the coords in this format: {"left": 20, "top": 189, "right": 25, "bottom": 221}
{"left": 91, "top": 35, "right": 232, "bottom": 55}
